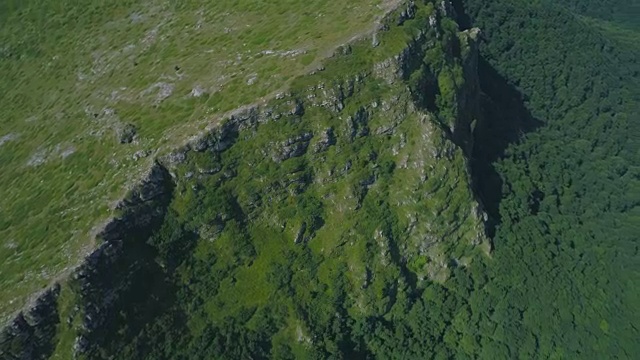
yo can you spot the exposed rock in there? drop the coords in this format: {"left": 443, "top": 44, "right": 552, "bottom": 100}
{"left": 132, "top": 150, "right": 150, "bottom": 161}
{"left": 372, "top": 32, "right": 380, "bottom": 48}
{"left": 246, "top": 73, "right": 258, "bottom": 85}
{"left": 116, "top": 123, "right": 137, "bottom": 144}
{"left": 68, "top": 162, "right": 175, "bottom": 358}
{"left": 345, "top": 107, "right": 370, "bottom": 141}
{"left": 314, "top": 127, "right": 336, "bottom": 153}
{"left": 272, "top": 132, "right": 313, "bottom": 162}
{"left": 397, "top": 1, "right": 417, "bottom": 25}
{"left": 429, "top": 13, "right": 438, "bottom": 28}
{"left": 165, "top": 148, "right": 187, "bottom": 166}
{"left": 141, "top": 82, "right": 174, "bottom": 104}
{"left": 100, "top": 162, "right": 173, "bottom": 243}
{"left": 195, "top": 121, "right": 238, "bottom": 152}
{"left": 336, "top": 44, "right": 352, "bottom": 56}
{"left": 294, "top": 222, "right": 307, "bottom": 244}
{"left": 197, "top": 164, "right": 222, "bottom": 175}
{"left": 199, "top": 222, "right": 225, "bottom": 241}
{"left": 360, "top": 174, "right": 377, "bottom": 188}
{"left": 440, "top": 0, "right": 455, "bottom": 17}
{"left": 0, "top": 285, "right": 60, "bottom": 360}
{"left": 305, "top": 83, "right": 346, "bottom": 112}
{"left": 374, "top": 58, "right": 401, "bottom": 84}
{"left": 0, "top": 133, "right": 18, "bottom": 147}
{"left": 59, "top": 146, "right": 76, "bottom": 159}
{"left": 190, "top": 85, "right": 206, "bottom": 97}
{"left": 291, "top": 101, "right": 305, "bottom": 116}
{"left": 26, "top": 149, "right": 48, "bottom": 167}
{"left": 449, "top": 27, "right": 482, "bottom": 154}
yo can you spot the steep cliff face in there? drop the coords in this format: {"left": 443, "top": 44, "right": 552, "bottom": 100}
{"left": 69, "top": 162, "right": 174, "bottom": 356}
{"left": 1, "top": 2, "right": 490, "bottom": 358}
{"left": 0, "top": 286, "right": 60, "bottom": 360}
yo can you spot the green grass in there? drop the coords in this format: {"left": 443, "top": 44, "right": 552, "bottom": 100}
{"left": 0, "top": 0, "right": 396, "bottom": 320}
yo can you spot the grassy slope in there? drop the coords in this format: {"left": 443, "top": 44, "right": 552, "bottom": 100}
{"left": 0, "top": 0, "right": 394, "bottom": 320}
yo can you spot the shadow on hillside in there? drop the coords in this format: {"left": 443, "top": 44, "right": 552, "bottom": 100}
{"left": 470, "top": 57, "right": 544, "bottom": 237}
{"left": 451, "top": 0, "right": 472, "bottom": 30}
{"left": 449, "top": 0, "right": 544, "bottom": 238}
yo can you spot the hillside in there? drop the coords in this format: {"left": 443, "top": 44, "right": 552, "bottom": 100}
{"left": 2, "top": 2, "right": 495, "bottom": 358}
{"left": 1, "top": 0, "right": 639, "bottom": 359}
{"left": 0, "top": 0, "right": 396, "bottom": 320}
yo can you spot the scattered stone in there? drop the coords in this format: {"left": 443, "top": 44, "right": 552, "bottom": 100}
{"left": 191, "top": 85, "right": 206, "bottom": 97}
{"left": 27, "top": 149, "right": 47, "bottom": 167}
{"left": 0, "top": 133, "right": 18, "bottom": 147}
{"left": 60, "top": 146, "right": 76, "bottom": 159}
{"left": 166, "top": 150, "right": 187, "bottom": 165}
{"left": 198, "top": 165, "right": 222, "bottom": 175}
{"left": 246, "top": 73, "right": 258, "bottom": 85}
{"left": 141, "top": 82, "right": 175, "bottom": 104}
{"left": 132, "top": 150, "right": 149, "bottom": 161}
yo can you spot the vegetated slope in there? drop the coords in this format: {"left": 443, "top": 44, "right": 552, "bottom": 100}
{"left": 0, "top": 0, "right": 392, "bottom": 320}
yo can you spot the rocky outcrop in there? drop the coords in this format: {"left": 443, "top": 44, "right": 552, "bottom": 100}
{"left": 345, "top": 107, "right": 370, "bottom": 141}
{"left": 272, "top": 132, "right": 314, "bottom": 162}
{"left": 313, "top": 127, "right": 336, "bottom": 153}
{"left": 397, "top": 0, "right": 417, "bottom": 25}
{"left": 116, "top": 123, "right": 137, "bottom": 144}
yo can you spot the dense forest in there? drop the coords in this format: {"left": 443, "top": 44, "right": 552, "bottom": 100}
{"left": 2, "top": 0, "right": 638, "bottom": 359}
{"left": 454, "top": 0, "right": 640, "bottom": 357}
